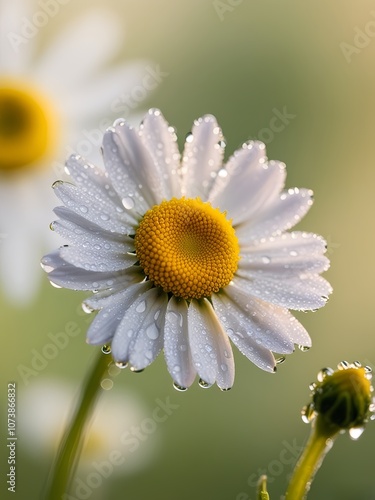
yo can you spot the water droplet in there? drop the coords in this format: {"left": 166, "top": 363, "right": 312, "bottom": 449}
{"left": 50, "top": 281, "right": 62, "bottom": 289}
{"left": 101, "top": 344, "right": 111, "bottom": 354}
{"left": 338, "top": 360, "right": 350, "bottom": 370}
{"left": 179, "top": 344, "right": 187, "bottom": 352}
{"left": 317, "top": 367, "right": 333, "bottom": 382}
{"left": 130, "top": 367, "right": 144, "bottom": 373}
{"left": 276, "top": 356, "right": 286, "bottom": 364}
{"left": 224, "top": 349, "right": 231, "bottom": 359}
{"left": 100, "top": 213, "right": 110, "bottom": 221}
{"left": 364, "top": 365, "right": 373, "bottom": 374}
{"left": 185, "top": 133, "right": 194, "bottom": 143}
{"left": 309, "top": 382, "right": 317, "bottom": 391}
{"left": 301, "top": 403, "right": 315, "bottom": 423}
{"left": 146, "top": 324, "right": 159, "bottom": 340}
{"left": 173, "top": 382, "right": 188, "bottom": 392}
{"left": 220, "top": 387, "right": 232, "bottom": 392}
{"left": 220, "top": 363, "right": 228, "bottom": 372}
{"left": 199, "top": 378, "right": 212, "bottom": 389}
{"left": 122, "top": 197, "right": 135, "bottom": 210}
{"left": 289, "top": 250, "right": 298, "bottom": 257}
{"left": 349, "top": 427, "right": 365, "bottom": 440}
{"left": 261, "top": 256, "right": 271, "bottom": 264}
{"left": 353, "top": 361, "right": 362, "bottom": 368}
{"left": 82, "top": 302, "right": 94, "bottom": 314}
{"left": 154, "top": 310, "right": 160, "bottom": 321}
{"left": 298, "top": 345, "right": 310, "bottom": 352}
{"left": 173, "top": 365, "right": 181, "bottom": 373}
{"left": 79, "top": 205, "right": 88, "bottom": 214}
{"left": 115, "top": 361, "right": 128, "bottom": 369}
{"left": 205, "top": 344, "right": 213, "bottom": 353}
{"left": 136, "top": 301, "right": 146, "bottom": 313}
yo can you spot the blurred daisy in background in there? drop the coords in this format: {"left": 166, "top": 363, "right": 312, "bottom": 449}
{"left": 42, "top": 109, "right": 332, "bottom": 391}
{"left": 0, "top": 0, "right": 151, "bottom": 305}
{"left": 19, "top": 378, "right": 159, "bottom": 473}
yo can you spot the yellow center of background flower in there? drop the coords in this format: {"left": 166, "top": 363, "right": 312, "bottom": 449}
{"left": 135, "top": 197, "right": 240, "bottom": 300}
{"left": 0, "top": 80, "right": 57, "bottom": 173}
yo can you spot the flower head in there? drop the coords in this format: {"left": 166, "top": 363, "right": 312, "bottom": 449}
{"left": 42, "top": 109, "right": 332, "bottom": 390}
{"left": 0, "top": 0, "right": 148, "bottom": 304}
{"left": 302, "top": 361, "right": 374, "bottom": 439}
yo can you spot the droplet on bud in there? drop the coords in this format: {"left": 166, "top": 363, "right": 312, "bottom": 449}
{"left": 198, "top": 378, "right": 212, "bottom": 389}
{"left": 115, "top": 361, "right": 128, "bottom": 369}
{"left": 173, "top": 382, "right": 188, "bottom": 392}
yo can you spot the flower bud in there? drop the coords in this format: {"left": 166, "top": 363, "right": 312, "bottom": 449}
{"left": 302, "top": 361, "right": 374, "bottom": 439}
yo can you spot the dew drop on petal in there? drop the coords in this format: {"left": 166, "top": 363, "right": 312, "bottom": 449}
{"left": 82, "top": 302, "right": 94, "bottom": 314}
{"left": 146, "top": 324, "right": 159, "bottom": 340}
{"left": 298, "top": 345, "right": 310, "bottom": 352}
{"left": 136, "top": 301, "right": 146, "bottom": 313}
{"left": 115, "top": 361, "right": 128, "bottom": 369}
{"left": 276, "top": 356, "right": 286, "bottom": 365}
{"left": 101, "top": 344, "right": 111, "bottom": 354}
{"left": 122, "top": 197, "right": 135, "bottom": 210}
{"left": 100, "top": 213, "right": 110, "bottom": 221}
{"left": 220, "top": 387, "right": 232, "bottom": 392}
{"left": 173, "top": 382, "right": 188, "bottom": 391}
{"left": 130, "top": 367, "right": 144, "bottom": 373}
{"left": 261, "top": 256, "right": 271, "bottom": 264}
{"left": 198, "top": 379, "right": 212, "bottom": 389}
{"left": 79, "top": 205, "right": 88, "bottom": 214}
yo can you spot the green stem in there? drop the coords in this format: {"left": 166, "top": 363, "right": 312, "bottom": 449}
{"left": 285, "top": 417, "right": 339, "bottom": 500}
{"left": 43, "top": 350, "right": 111, "bottom": 499}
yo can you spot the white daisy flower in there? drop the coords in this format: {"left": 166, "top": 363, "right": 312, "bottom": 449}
{"left": 0, "top": 0, "right": 149, "bottom": 304}
{"left": 42, "top": 109, "right": 332, "bottom": 390}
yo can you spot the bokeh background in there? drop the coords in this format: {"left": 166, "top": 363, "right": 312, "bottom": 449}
{"left": 2, "top": 0, "right": 375, "bottom": 499}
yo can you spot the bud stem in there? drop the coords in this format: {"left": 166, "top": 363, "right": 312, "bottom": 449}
{"left": 285, "top": 416, "right": 339, "bottom": 499}
{"left": 43, "top": 350, "right": 110, "bottom": 499}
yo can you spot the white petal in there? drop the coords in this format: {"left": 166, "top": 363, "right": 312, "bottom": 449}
{"left": 233, "top": 274, "right": 332, "bottom": 311}
{"left": 210, "top": 143, "right": 286, "bottom": 225}
{"left": 236, "top": 188, "right": 314, "bottom": 243}
{"left": 188, "top": 299, "right": 234, "bottom": 389}
{"left": 181, "top": 115, "right": 225, "bottom": 199}
{"left": 33, "top": 9, "right": 124, "bottom": 91}
{"left": 212, "top": 288, "right": 296, "bottom": 355}
{"left": 52, "top": 180, "right": 131, "bottom": 235}
{"left": 128, "top": 290, "right": 168, "bottom": 370}
{"left": 164, "top": 297, "right": 196, "bottom": 389}
{"left": 140, "top": 109, "right": 181, "bottom": 198}
{"left": 59, "top": 244, "right": 136, "bottom": 273}
{"left": 239, "top": 232, "right": 330, "bottom": 277}
{"left": 212, "top": 294, "right": 277, "bottom": 372}
{"left": 41, "top": 251, "right": 137, "bottom": 291}
{"left": 52, "top": 207, "right": 134, "bottom": 252}
{"left": 60, "top": 61, "right": 150, "bottom": 121}
{"left": 111, "top": 286, "right": 165, "bottom": 367}
{"left": 87, "top": 282, "right": 151, "bottom": 345}
{"left": 102, "top": 121, "right": 166, "bottom": 213}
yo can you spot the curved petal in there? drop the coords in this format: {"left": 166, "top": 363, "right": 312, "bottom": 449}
{"left": 210, "top": 143, "right": 286, "bottom": 226}
{"left": 233, "top": 274, "right": 332, "bottom": 311}
{"left": 52, "top": 180, "right": 131, "bottom": 235}
{"left": 140, "top": 109, "right": 182, "bottom": 198}
{"left": 41, "top": 251, "right": 138, "bottom": 291}
{"left": 52, "top": 207, "right": 134, "bottom": 252}
{"left": 102, "top": 120, "right": 169, "bottom": 212}
{"left": 188, "top": 299, "right": 234, "bottom": 390}
{"left": 164, "top": 297, "right": 196, "bottom": 389}
{"left": 111, "top": 286, "right": 166, "bottom": 368}
{"left": 181, "top": 115, "right": 225, "bottom": 199}
{"left": 87, "top": 282, "right": 151, "bottom": 345}
{"left": 239, "top": 232, "right": 330, "bottom": 277}
{"left": 236, "top": 188, "right": 314, "bottom": 243}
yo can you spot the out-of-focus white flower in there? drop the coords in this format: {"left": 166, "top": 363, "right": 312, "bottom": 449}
{"left": 42, "top": 109, "right": 332, "bottom": 390}
{"left": 19, "top": 378, "right": 159, "bottom": 473}
{"left": 0, "top": 0, "right": 150, "bottom": 304}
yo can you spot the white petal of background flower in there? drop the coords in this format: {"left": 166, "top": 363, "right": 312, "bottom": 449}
{"left": 0, "top": 1, "right": 153, "bottom": 305}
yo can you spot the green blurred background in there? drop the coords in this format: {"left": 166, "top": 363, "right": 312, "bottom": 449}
{"left": 2, "top": 0, "right": 375, "bottom": 498}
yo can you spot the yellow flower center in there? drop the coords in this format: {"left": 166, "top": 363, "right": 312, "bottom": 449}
{"left": 0, "top": 80, "right": 57, "bottom": 173}
{"left": 134, "top": 197, "right": 240, "bottom": 300}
